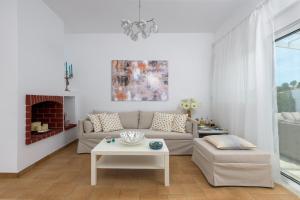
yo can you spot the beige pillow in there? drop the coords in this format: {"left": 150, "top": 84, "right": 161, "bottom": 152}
{"left": 172, "top": 114, "right": 188, "bottom": 133}
{"left": 83, "top": 120, "right": 94, "bottom": 133}
{"left": 204, "top": 135, "right": 256, "bottom": 150}
{"left": 88, "top": 114, "right": 102, "bottom": 132}
{"left": 99, "top": 113, "right": 124, "bottom": 132}
{"left": 151, "top": 112, "right": 174, "bottom": 132}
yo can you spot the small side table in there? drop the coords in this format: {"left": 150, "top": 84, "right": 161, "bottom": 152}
{"left": 198, "top": 128, "right": 228, "bottom": 138}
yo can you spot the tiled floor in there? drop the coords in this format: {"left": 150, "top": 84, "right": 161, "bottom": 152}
{"left": 0, "top": 141, "right": 299, "bottom": 200}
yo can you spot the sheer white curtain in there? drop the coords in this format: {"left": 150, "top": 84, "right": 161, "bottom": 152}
{"left": 211, "top": 0, "right": 280, "bottom": 180}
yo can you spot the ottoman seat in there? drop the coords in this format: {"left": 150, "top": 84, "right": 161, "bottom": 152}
{"left": 192, "top": 138, "right": 273, "bottom": 187}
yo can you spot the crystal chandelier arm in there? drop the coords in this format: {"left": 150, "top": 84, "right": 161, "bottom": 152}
{"left": 146, "top": 18, "right": 155, "bottom": 23}
{"left": 138, "top": 0, "right": 141, "bottom": 22}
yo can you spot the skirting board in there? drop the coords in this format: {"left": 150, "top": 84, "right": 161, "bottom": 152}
{"left": 0, "top": 139, "right": 78, "bottom": 178}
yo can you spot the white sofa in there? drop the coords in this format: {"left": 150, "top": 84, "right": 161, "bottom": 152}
{"left": 277, "top": 112, "right": 300, "bottom": 162}
{"left": 77, "top": 111, "right": 199, "bottom": 155}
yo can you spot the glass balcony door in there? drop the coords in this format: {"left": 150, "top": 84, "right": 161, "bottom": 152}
{"left": 275, "top": 28, "right": 300, "bottom": 184}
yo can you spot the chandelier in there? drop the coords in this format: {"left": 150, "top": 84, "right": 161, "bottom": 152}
{"left": 121, "top": 0, "right": 158, "bottom": 41}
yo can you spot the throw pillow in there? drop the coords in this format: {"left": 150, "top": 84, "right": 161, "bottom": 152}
{"left": 151, "top": 112, "right": 174, "bottom": 132}
{"left": 204, "top": 135, "right": 256, "bottom": 150}
{"left": 99, "top": 113, "right": 124, "bottom": 132}
{"left": 83, "top": 120, "right": 94, "bottom": 133}
{"left": 88, "top": 114, "right": 102, "bottom": 132}
{"left": 172, "top": 114, "right": 188, "bottom": 133}
{"left": 281, "top": 112, "right": 295, "bottom": 121}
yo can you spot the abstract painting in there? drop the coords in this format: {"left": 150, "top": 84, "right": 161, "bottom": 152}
{"left": 112, "top": 60, "right": 168, "bottom": 101}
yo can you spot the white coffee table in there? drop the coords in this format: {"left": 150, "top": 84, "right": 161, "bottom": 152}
{"left": 91, "top": 138, "right": 170, "bottom": 186}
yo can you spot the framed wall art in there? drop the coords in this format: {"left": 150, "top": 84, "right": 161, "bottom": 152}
{"left": 112, "top": 60, "right": 168, "bottom": 101}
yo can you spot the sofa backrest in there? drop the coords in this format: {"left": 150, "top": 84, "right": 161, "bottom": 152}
{"left": 83, "top": 110, "right": 192, "bottom": 133}
{"left": 138, "top": 111, "right": 155, "bottom": 129}
{"left": 118, "top": 111, "right": 139, "bottom": 129}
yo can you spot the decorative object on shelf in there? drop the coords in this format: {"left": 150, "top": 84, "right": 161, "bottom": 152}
{"left": 120, "top": 131, "right": 144, "bottom": 145}
{"left": 112, "top": 60, "right": 168, "bottom": 101}
{"left": 121, "top": 0, "right": 158, "bottom": 41}
{"left": 64, "top": 62, "right": 73, "bottom": 91}
{"left": 180, "top": 98, "right": 199, "bottom": 117}
{"left": 149, "top": 141, "right": 163, "bottom": 150}
{"left": 31, "top": 121, "right": 41, "bottom": 131}
{"left": 41, "top": 124, "right": 49, "bottom": 131}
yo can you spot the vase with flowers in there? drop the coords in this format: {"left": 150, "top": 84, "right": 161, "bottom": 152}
{"left": 180, "top": 98, "right": 199, "bottom": 118}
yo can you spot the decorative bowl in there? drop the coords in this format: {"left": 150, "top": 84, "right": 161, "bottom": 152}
{"left": 120, "top": 131, "right": 144, "bottom": 145}
{"left": 149, "top": 141, "right": 163, "bottom": 150}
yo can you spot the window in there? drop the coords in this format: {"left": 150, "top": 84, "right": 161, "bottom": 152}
{"left": 275, "top": 29, "right": 300, "bottom": 184}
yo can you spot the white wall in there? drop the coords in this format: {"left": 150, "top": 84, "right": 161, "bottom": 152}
{"left": 0, "top": 0, "right": 19, "bottom": 173}
{"left": 65, "top": 33, "right": 213, "bottom": 119}
{"left": 17, "top": 0, "right": 77, "bottom": 171}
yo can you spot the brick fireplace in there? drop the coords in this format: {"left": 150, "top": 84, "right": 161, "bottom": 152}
{"left": 25, "top": 95, "right": 64, "bottom": 145}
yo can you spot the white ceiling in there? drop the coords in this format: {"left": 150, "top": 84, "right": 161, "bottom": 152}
{"left": 42, "top": 0, "right": 261, "bottom": 33}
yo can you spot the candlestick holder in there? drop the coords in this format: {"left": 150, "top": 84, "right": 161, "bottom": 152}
{"left": 65, "top": 62, "right": 73, "bottom": 91}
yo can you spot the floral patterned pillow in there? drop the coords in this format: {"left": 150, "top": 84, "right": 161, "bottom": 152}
{"left": 151, "top": 112, "right": 175, "bottom": 132}
{"left": 172, "top": 114, "right": 188, "bottom": 133}
{"left": 99, "top": 113, "right": 124, "bottom": 132}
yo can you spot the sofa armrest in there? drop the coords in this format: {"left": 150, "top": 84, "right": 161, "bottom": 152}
{"left": 187, "top": 117, "right": 199, "bottom": 138}
{"left": 78, "top": 120, "right": 85, "bottom": 138}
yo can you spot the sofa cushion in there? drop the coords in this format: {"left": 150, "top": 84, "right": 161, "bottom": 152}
{"left": 118, "top": 111, "right": 139, "bottom": 129}
{"left": 142, "top": 129, "right": 193, "bottom": 140}
{"left": 139, "top": 111, "right": 154, "bottom": 129}
{"left": 99, "top": 113, "right": 124, "bottom": 132}
{"left": 82, "top": 129, "right": 193, "bottom": 140}
{"left": 151, "top": 112, "right": 175, "bottom": 132}
{"left": 83, "top": 120, "right": 94, "bottom": 133}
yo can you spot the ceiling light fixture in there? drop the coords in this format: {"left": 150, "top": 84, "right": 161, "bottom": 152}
{"left": 121, "top": 0, "right": 158, "bottom": 41}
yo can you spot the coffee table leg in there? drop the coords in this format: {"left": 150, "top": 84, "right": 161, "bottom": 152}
{"left": 164, "top": 154, "right": 169, "bottom": 186}
{"left": 91, "top": 153, "right": 97, "bottom": 185}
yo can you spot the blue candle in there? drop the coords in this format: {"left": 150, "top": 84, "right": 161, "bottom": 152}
{"left": 68, "top": 65, "right": 71, "bottom": 78}
{"left": 71, "top": 64, "right": 73, "bottom": 76}
{"left": 65, "top": 62, "right": 68, "bottom": 75}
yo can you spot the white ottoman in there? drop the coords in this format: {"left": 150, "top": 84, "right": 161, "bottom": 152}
{"left": 192, "top": 138, "right": 273, "bottom": 187}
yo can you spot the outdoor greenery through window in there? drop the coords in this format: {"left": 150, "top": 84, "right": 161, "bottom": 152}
{"left": 275, "top": 29, "right": 300, "bottom": 184}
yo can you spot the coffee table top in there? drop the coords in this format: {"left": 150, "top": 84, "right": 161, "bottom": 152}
{"left": 92, "top": 138, "right": 169, "bottom": 155}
